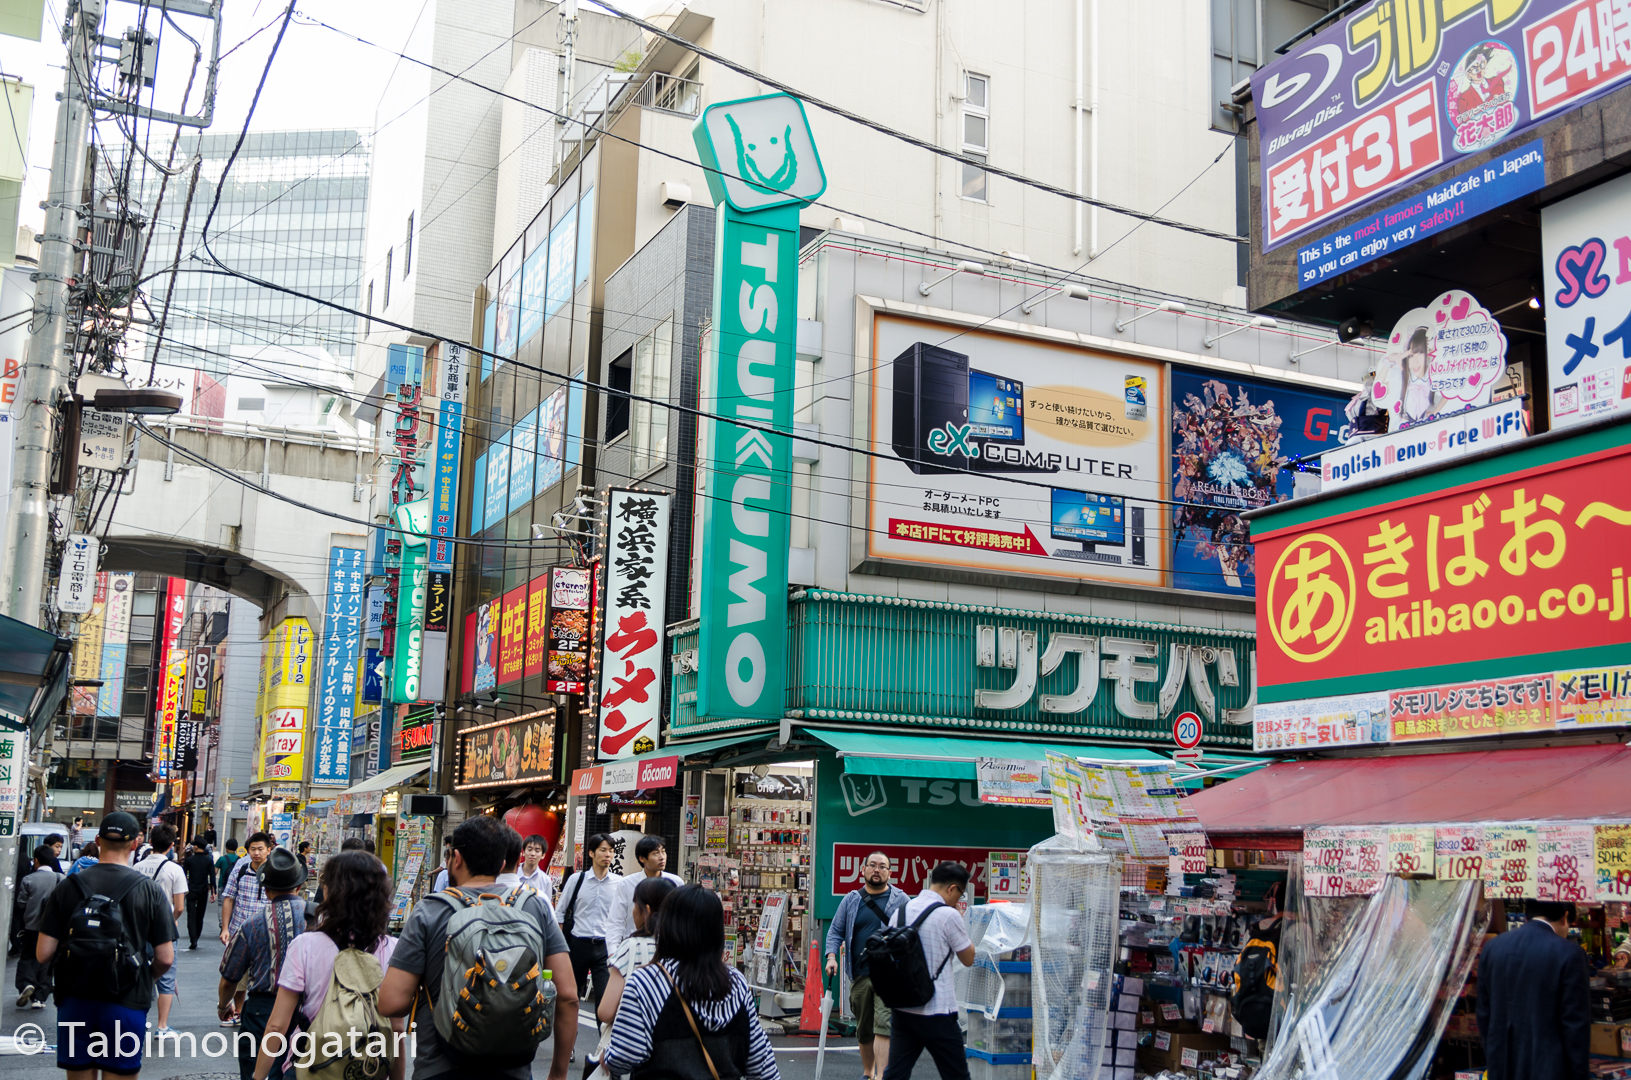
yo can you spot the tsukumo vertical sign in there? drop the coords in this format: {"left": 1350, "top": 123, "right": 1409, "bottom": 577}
{"left": 597, "top": 490, "right": 671, "bottom": 758}
{"left": 391, "top": 499, "right": 431, "bottom": 704}
{"left": 691, "top": 93, "right": 826, "bottom": 722}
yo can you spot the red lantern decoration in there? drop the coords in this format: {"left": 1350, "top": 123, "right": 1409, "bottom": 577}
{"left": 503, "top": 804, "right": 561, "bottom": 864}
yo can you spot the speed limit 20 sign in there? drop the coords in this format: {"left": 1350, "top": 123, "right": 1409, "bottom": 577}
{"left": 1172, "top": 711, "right": 1202, "bottom": 760}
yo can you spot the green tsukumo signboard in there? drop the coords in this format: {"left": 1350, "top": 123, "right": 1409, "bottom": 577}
{"left": 391, "top": 498, "right": 431, "bottom": 704}
{"left": 692, "top": 94, "right": 826, "bottom": 721}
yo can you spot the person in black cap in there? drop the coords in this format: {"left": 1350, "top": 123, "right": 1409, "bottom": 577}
{"left": 35, "top": 811, "right": 177, "bottom": 1077}
{"left": 217, "top": 847, "right": 307, "bottom": 1080}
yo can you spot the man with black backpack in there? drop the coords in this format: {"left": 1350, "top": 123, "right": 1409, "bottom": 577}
{"left": 35, "top": 811, "right": 177, "bottom": 1077}
{"left": 379, "top": 814, "right": 579, "bottom": 1080}
{"left": 875, "top": 863, "right": 975, "bottom": 1080}
{"left": 824, "top": 853, "right": 908, "bottom": 1080}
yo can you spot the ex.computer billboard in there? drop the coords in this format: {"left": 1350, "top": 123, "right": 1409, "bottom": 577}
{"left": 865, "top": 314, "right": 1166, "bottom": 586}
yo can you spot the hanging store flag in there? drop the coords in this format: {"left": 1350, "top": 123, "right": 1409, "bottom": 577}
{"left": 57, "top": 533, "right": 97, "bottom": 614}
{"left": 497, "top": 584, "right": 527, "bottom": 684}
{"left": 154, "top": 579, "right": 188, "bottom": 780}
{"left": 596, "top": 489, "right": 670, "bottom": 758}
{"left": 524, "top": 574, "right": 549, "bottom": 680}
{"left": 313, "top": 546, "right": 365, "bottom": 787}
{"left": 429, "top": 344, "right": 465, "bottom": 570}
{"left": 545, "top": 565, "right": 592, "bottom": 695}
{"left": 97, "top": 572, "right": 134, "bottom": 717}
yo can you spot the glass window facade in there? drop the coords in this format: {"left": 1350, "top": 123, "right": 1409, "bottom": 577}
{"left": 129, "top": 129, "right": 372, "bottom": 372}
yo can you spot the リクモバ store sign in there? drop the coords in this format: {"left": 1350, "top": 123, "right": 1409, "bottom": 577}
{"left": 1252, "top": 420, "right": 1631, "bottom": 702}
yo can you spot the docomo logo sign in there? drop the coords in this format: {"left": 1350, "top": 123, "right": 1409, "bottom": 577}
{"left": 637, "top": 758, "right": 677, "bottom": 787}
{"left": 1266, "top": 83, "right": 1442, "bottom": 247}
{"left": 570, "top": 755, "right": 681, "bottom": 796}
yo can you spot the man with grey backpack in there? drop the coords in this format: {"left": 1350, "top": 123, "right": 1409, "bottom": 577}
{"left": 381, "top": 814, "right": 579, "bottom": 1080}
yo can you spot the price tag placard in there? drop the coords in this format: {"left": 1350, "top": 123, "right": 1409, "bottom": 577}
{"left": 1435, "top": 826, "right": 1486, "bottom": 880}
{"left": 1538, "top": 824, "right": 1596, "bottom": 902}
{"left": 1483, "top": 826, "right": 1538, "bottom": 899}
{"left": 1596, "top": 824, "right": 1631, "bottom": 899}
{"left": 1387, "top": 826, "right": 1433, "bottom": 877}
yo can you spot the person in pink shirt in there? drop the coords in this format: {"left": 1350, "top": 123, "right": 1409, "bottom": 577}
{"left": 250, "top": 851, "right": 405, "bottom": 1080}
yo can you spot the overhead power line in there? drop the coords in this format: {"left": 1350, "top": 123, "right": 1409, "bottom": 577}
{"left": 589, "top": 0, "right": 1246, "bottom": 246}
{"left": 295, "top": 11, "right": 1245, "bottom": 247}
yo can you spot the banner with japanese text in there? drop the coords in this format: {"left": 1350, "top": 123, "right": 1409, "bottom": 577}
{"left": 1254, "top": 432, "right": 1631, "bottom": 700}
{"left": 597, "top": 490, "right": 670, "bottom": 758}
{"left": 1252, "top": 0, "right": 1631, "bottom": 251}
{"left": 313, "top": 546, "right": 364, "bottom": 787}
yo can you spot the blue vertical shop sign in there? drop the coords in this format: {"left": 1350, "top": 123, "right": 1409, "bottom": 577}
{"left": 313, "top": 546, "right": 365, "bottom": 786}
{"left": 429, "top": 344, "right": 466, "bottom": 570}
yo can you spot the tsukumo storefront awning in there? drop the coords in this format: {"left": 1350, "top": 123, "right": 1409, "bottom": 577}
{"left": 1184, "top": 742, "right": 1631, "bottom": 848}
{"left": 802, "top": 728, "right": 1171, "bottom": 779}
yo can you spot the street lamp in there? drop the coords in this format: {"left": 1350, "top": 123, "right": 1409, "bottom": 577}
{"left": 90, "top": 388, "right": 184, "bottom": 415}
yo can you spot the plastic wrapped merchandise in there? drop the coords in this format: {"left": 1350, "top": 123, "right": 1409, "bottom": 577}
{"left": 960, "top": 898, "right": 1034, "bottom": 1019}
{"left": 1028, "top": 837, "right": 1121, "bottom": 1080}
{"left": 1255, "top": 874, "right": 1490, "bottom": 1080}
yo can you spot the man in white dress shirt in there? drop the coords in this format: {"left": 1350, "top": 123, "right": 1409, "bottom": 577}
{"left": 605, "top": 836, "right": 684, "bottom": 955}
{"left": 556, "top": 833, "right": 623, "bottom": 1007}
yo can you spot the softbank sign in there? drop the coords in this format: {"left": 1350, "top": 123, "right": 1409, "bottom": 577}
{"left": 1321, "top": 398, "right": 1529, "bottom": 491}
{"left": 692, "top": 94, "right": 826, "bottom": 721}
{"left": 570, "top": 755, "right": 681, "bottom": 796}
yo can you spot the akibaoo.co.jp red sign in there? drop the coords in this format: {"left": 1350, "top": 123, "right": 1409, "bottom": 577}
{"left": 1253, "top": 430, "right": 1631, "bottom": 700}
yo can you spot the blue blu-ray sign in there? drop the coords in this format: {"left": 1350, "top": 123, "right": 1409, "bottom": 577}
{"left": 1170, "top": 368, "right": 1351, "bottom": 595}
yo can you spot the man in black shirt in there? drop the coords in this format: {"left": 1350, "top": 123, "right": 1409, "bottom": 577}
{"left": 182, "top": 837, "right": 215, "bottom": 949}
{"left": 37, "top": 811, "right": 177, "bottom": 1076}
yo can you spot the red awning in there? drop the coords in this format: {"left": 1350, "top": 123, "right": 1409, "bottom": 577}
{"left": 1185, "top": 743, "right": 1631, "bottom": 848}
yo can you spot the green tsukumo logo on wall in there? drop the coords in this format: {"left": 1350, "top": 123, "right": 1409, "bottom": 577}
{"left": 692, "top": 95, "right": 825, "bottom": 721}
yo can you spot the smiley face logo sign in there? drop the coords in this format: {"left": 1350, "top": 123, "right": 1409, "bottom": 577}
{"left": 1266, "top": 533, "right": 1357, "bottom": 664}
{"left": 693, "top": 93, "right": 827, "bottom": 212}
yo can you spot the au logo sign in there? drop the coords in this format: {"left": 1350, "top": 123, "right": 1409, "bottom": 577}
{"left": 694, "top": 93, "right": 827, "bottom": 213}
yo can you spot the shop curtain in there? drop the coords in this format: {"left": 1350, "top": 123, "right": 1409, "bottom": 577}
{"left": 1259, "top": 869, "right": 1490, "bottom": 1080}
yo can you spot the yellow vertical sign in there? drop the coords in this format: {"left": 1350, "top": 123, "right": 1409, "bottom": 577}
{"left": 257, "top": 618, "right": 314, "bottom": 786}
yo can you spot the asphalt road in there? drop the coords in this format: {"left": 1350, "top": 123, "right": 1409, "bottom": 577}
{"left": 0, "top": 896, "right": 951, "bottom": 1080}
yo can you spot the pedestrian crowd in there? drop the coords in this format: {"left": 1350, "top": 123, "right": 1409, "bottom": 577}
{"left": 10, "top": 813, "right": 1010, "bottom": 1080}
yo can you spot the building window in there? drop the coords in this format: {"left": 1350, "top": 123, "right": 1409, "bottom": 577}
{"left": 630, "top": 317, "right": 673, "bottom": 474}
{"left": 1210, "top": 0, "right": 1261, "bottom": 133}
{"left": 606, "top": 350, "right": 632, "bottom": 443}
{"left": 960, "top": 72, "right": 989, "bottom": 202}
{"left": 404, "top": 212, "right": 413, "bottom": 276}
{"left": 384, "top": 249, "right": 393, "bottom": 308}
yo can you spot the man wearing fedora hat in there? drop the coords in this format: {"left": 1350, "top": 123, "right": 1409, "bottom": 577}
{"left": 218, "top": 848, "right": 307, "bottom": 1080}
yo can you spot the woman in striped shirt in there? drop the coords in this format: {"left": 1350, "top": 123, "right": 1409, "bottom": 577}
{"left": 603, "top": 885, "right": 780, "bottom": 1080}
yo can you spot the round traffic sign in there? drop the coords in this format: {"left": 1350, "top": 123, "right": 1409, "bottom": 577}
{"left": 1172, "top": 711, "right": 1203, "bottom": 750}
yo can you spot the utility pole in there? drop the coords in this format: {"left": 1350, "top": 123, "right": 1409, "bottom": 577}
{"left": 0, "top": 0, "right": 98, "bottom": 624}
{"left": 0, "top": 0, "right": 99, "bottom": 967}
{"left": 555, "top": 0, "right": 578, "bottom": 173}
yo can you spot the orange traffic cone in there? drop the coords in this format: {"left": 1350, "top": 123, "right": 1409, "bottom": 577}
{"left": 798, "top": 941, "right": 828, "bottom": 1035}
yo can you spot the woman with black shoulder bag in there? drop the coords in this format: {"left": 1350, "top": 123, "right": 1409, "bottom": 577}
{"left": 602, "top": 885, "right": 780, "bottom": 1080}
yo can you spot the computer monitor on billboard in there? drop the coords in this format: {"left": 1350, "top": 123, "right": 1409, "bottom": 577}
{"left": 1050, "top": 489, "right": 1126, "bottom": 563}
{"left": 967, "top": 369, "right": 1024, "bottom": 442}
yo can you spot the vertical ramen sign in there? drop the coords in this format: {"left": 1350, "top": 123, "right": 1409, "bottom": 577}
{"left": 596, "top": 490, "right": 671, "bottom": 758}
{"left": 691, "top": 93, "right": 826, "bottom": 722}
